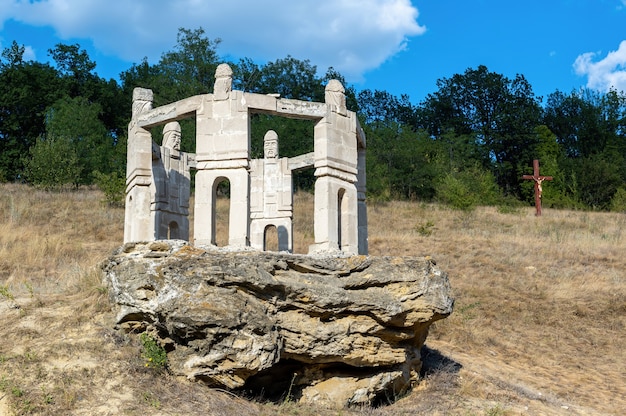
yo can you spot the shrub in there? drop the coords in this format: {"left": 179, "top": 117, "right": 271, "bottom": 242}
{"left": 140, "top": 333, "right": 167, "bottom": 369}
{"left": 93, "top": 170, "right": 126, "bottom": 207}
{"left": 23, "top": 136, "right": 81, "bottom": 190}
{"left": 610, "top": 187, "right": 626, "bottom": 213}
{"left": 436, "top": 165, "right": 500, "bottom": 211}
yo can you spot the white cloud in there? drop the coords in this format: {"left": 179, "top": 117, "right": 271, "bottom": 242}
{"left": 3, "top": 0, "right": 426, "bottom": 80}
{"left": 22, "top": 45, "right": 35, "bottom": 61}
{"left": 574, "top": 40, "right": 626, "bottom": 93}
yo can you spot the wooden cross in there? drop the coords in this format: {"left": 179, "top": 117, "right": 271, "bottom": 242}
{"left": 522, "top": 159, "right": 553, "bottom": 216}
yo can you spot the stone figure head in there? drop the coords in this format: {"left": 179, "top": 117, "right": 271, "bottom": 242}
{"left": 163, "top": 122, "right": 182, "bottom": 151}
{"left": 132, "top": 88, "right": 153, "bottom": 117}
{"left": 214, "top": 63, "right": 233, "bottom": 95}
{"left": 325, "top": 79, "right": 346, "bottom": 113}
{"left": 264, "top": 130, "right": 279, "bottom": 159}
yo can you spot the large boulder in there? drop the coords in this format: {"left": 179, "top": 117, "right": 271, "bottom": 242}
{"left": 102, "top": 241, "right": 453, "bottom": 408}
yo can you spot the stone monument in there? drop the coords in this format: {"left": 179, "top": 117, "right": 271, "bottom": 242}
{"left": 108, "top": 63, "right": 453, "bottom": 409}
{"left": 124, "top": 63, "right": 367, "bottom": 255}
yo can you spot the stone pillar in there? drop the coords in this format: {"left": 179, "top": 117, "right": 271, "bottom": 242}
{"left": 124, "top": 88, "right": 155, "bottom": 243}
{"left": 194, "top": 64, "right": 251, "bottom": 248}
{"left": 309, "top": 80, "right": 359, "bottom": 255}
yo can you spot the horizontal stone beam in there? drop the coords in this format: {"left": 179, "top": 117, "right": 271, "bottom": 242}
{"left": 243, "top": 93, "right": 327, "bottom": 120}
{"left": 137, "top": 95, "right": 206, "bottom": 128}
{"left": 288, "top": 152, "right": 315, "bottom": 172}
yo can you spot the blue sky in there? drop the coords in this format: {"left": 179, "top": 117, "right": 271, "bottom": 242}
{"left": 1, "top": 0, "right": 625, "bottom": 104}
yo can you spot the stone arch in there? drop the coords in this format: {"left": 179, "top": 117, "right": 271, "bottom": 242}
{"left": 264, "top": 225, "right": 278, "bottom": 251}
{"left": 211, "top": 176, "right": 231, "bottom": 246}
{"left": 168, "top": 221, "right": 180, "bottom": 239}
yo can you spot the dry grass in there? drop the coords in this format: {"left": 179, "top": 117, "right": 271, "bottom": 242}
{"left": 1, "top": 183, "right": 625, "bottom": 415}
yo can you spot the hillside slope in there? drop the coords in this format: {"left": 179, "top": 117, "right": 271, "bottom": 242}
{"left": 1, "top": 184, "right": 624, "bottom": 415}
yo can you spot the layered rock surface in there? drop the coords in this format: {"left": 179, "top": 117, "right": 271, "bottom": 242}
{"left": 102, "top": 241, "right": 454, "bottom": 408}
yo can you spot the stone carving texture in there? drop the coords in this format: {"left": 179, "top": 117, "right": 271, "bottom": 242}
{"left": 102, "top": 241, "right": 454, "bottom": 408}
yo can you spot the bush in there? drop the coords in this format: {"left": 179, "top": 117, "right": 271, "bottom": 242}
{"left": 23, "top": 136, "right": 81, "bottom": 190}
{"left": 610, "top": 187, "right": 626, "bottom": 213}
{"left": 93, "top": 170, "right": 126, "bottom": 207}
{"left": 436, "top": 165, "right": 500, "bottom": 211}
{"left": 437, "top": 174, "right": 477, "bottom": 211}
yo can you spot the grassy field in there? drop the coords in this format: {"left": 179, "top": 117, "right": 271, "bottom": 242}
{"left": 0, "top": 183, "right": 624, "bottom": 415}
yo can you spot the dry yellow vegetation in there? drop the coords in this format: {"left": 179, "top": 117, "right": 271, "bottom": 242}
{"left": 0, "top": 183, "right": 624, "bottom": 415}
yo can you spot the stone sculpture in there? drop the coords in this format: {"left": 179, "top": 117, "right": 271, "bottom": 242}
{"left": 150, "top": 121, "right": 192, "bottom": 240}
{"left": 110, "top": 64, "right": 453, "bottom": 409}
{"left": 124, "top": 63, "right": 367, "bottom": 255}
{"left": 249, "top": 130, "right": 296, "bottom": 252}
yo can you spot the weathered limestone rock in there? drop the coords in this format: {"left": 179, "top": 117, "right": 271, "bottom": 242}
{"left": 102, "top": 241, "right": 453, "bottom": 408}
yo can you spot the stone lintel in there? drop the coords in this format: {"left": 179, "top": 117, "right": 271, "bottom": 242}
{"left": 195, "top": 159, "right": 249, "bottom": 170}
{"left": 137, "top": 95, "right": 206, "bottom": 128}
{"left": 288, "top": 152, "right": 315, "bottom": 172}
{"left": 276, "top": 99, "right": 327, "bottom": 119}
{"left": 250, "top": 212, "right": 292, "bottom": 219}
{"left": 241, "top": 92, "right": 278, "bottom": 113}
{"left": 124, "top": 176, "right": 151, "bottom": 197}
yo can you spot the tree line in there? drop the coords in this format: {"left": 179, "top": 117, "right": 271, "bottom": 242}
{"left": 1, "top": 28, "right": 625, "bottom": 211}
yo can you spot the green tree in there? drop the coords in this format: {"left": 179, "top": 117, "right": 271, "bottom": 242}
{"left": 44, "top": 96, "right": 113, "bottom": 185}
{"left": 357, "top": 89, "right": 416, "bottom": 127}
{"left": 543, "top": 89, "right": 626, "bottom": 158}
{"left": 436, "top": 164, "right": 500, "bottom": 211}
{"left": 49, "top": 43, "right": 97, "bottom": 97}
{"left": 50, "top": 43, "right": 127, "bottom": 137}
{"left": 364, "top": 121, "right": 445, "bottom": 201}
{"left": 0, "top": 42, "right": 64, "bottom": 180}
{"left": 239, "top": 55, "right": 323, "bottom": 101}
{"left": 416, "top": 65, "right": 542, "bottom": 197}
{"left": 575, "top": 151, "right": 623, "bottom": 210}
{"left": 121, "top": 28, "right": 221, "bottom": 106}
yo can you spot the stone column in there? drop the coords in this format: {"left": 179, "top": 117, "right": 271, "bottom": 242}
{"left": 124, "top": 88, "right": 155, "bottom": 243}
{"left": 309, "top": 80, "right": 359, "bottom": 255}
{"left": 194, "top": 64, "right": 251, "bottom": 247}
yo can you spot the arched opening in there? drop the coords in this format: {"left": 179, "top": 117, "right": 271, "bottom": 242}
{"left": 168, "top": 221, "right": 180, "bottom": 239}
{"left": 212, "top": 178, "right": 230, "bottom": 246}
{"left": 264, "top": 225, "right": 279, "bottom": 252}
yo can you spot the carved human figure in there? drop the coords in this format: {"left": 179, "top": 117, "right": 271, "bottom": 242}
{"left": 249, "top": 130, "right": 297, "bottom": 251}
{"left": 325, "top": 79, "right": 347, "bottom": 114}
{"left": 131, "top": 88, "right": 153, "bottom": 119}
{"left": 163, "top": 121, "right": 182, "bottom": 151}
{"left": 213, "top": 63, "right": 233, "bottom": 97}
{"left": 151, "top": 121, "right": 191, "bottom": 239}
{"left": 264, "top": 130, "right": 279, "bottom": 159}
{"left": 534, "top": 177, "right": 544, "bottom": 198}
